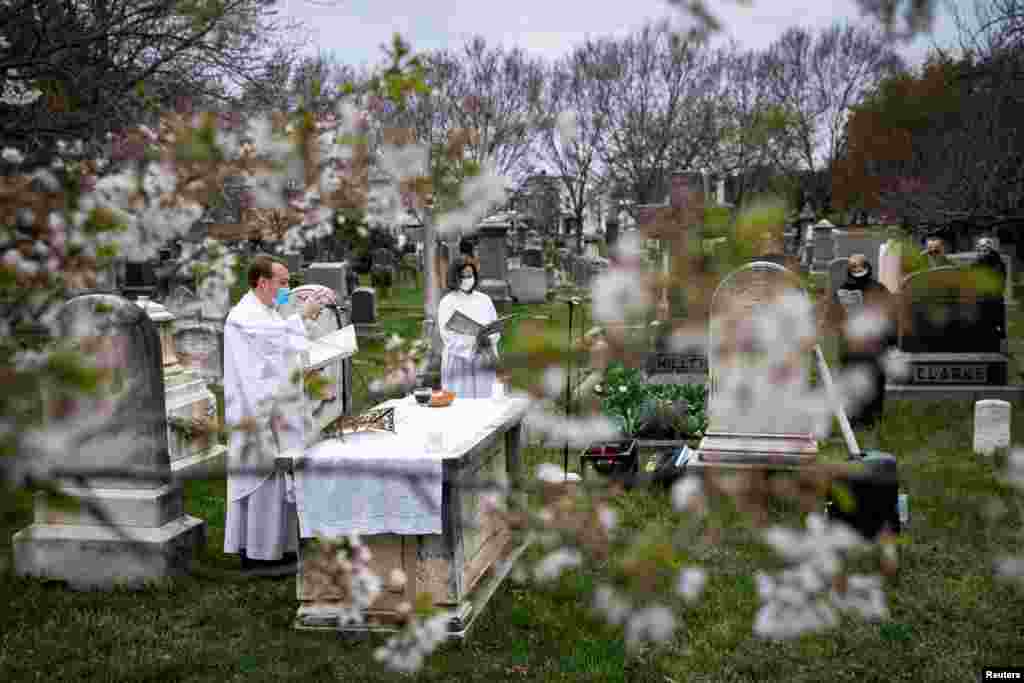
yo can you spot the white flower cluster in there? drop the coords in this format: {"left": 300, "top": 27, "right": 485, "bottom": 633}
{"left": 522, "top": 407, "right": 621, "bottom": 448}
{"left": 590, "top": 266, "right": 652, "bottom": 325}
{"left": 534, "top": 548, "right": 582, "bottom": 582}
{"left": 754, "top": 513, "right": 887, "bottom": 639}
{"left": 0, "top": 70, "right": 43, "bottom": 107}
{"left": 996, "top": 449, "right": 1024, "bottom": 586}
{"left": 373, "top": 610, "right": 452, "bottom": 673}
{"left": 333, "top": 535, "right": 383, "bottom": 627}
{"left": 2, "top": 146, "right": 24, "bottom": 164}
{"left": 433, "top": 166, "right": 509, "bottom": 237}
{"left": 592, "top": 585, "right": 678, "bottom": 652}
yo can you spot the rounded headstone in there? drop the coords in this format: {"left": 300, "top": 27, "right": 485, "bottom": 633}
{"left": 974, "top": 399, "right": 1011, "bottom": 456}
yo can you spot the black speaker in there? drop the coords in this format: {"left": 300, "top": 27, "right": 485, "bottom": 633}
{"left": 826, "top": 452, "right": 900, "bottom": 539}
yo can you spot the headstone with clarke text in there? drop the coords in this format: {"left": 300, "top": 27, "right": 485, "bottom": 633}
{"left": 892, "top": 266, "right": 1010, "bottom": 390}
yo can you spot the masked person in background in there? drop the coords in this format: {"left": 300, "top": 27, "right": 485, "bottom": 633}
{"left": 833, "top": 254, "right": 895, "bottom": 430}
{"left": 974, "top": 236, "right": 1007, "bottom": 346}
{"left": 438, "top": 258, "right": 500, "bottom": 398}
{"left": 223, "top": 255, "right": 322, "bottom": 571}
{"left": 921, "top": 236, "right": 951, "bottom": 268}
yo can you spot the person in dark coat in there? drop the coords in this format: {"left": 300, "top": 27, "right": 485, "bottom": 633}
{"left": 974, "top": 236, "right": 1007, "bottom": 346}
{"left": 833, "top": 254, "right": 895, "bottom": 429}
{"left": 975, "top": 236, "right": 1006, "bottom": 288}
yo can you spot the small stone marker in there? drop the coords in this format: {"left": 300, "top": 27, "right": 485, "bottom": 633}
{"left": 351, "top": 287, "right": 383, "bottom": 340}
{"left": 303, "top": 262, "right": 350, "bottom": 301}
{"left": 974, "top": 399, "right": 1011, "bottom": 455}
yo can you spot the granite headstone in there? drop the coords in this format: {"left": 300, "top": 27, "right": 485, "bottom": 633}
{"left": 13, "top": 294, "right": 205, "bottom": 588}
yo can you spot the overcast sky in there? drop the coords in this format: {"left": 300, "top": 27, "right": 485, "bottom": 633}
{"left": 276, "top": 0, "right": 964, "bottom": 70}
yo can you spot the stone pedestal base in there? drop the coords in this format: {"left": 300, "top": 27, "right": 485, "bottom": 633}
{"left": 13, "top": 515, "right": 205, "bottom": 590}
{"left": 691, "top": 432, "right": 818, "bottom": 469}
{"left": 354, "top": 322, "right": 385, "bottom": 340}
{"left": 12, "top": 483, "right": 206, "bottom": 589}
{"left": 478, "top": 278, "right": 512, "bottom": 304}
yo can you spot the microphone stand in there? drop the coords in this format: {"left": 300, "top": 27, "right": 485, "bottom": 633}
{"left": 563, "top": 297, "right": 579, "bottom": 481}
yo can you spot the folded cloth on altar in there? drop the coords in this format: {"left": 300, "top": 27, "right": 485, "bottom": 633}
{"left": 294, "top": 432, "right": 444, "bottom": 537}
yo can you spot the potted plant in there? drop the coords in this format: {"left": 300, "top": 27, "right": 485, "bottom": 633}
{"left": 586, "top": 363, "right": 708, "bottom": 477}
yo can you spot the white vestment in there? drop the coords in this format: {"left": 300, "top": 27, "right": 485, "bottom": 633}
{"left": 438, "top": 290, "right": 500, "bottom": 399}
{"left": 223, "top": 291, "right": 311, "bottom": 560}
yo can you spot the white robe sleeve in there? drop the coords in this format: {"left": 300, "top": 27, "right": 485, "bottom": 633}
{"left": 481, "top": 293, "right": 500, "bottom": 352}
{"left": 439, "top": 293, "right": 477, "bottom": 359}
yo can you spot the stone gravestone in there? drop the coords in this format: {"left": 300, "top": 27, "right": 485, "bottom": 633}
{"left": 476, "top": 217, "right": 513, "bottom": 304}
{"left": 947, "top": 250, "right": 1015, "bottom": 307}
{"left": 692, "top": 262, "right": 819, "bottom": 468}
{"left": 522, "top": 246, "right": 544, "bottom": 269}
{"left": 122, "top": 260, "right": 158, "bottom": 299}
{"left": 606, "top": 218, "right": 620, "bottom": 249}
{"left": 283, "top": 253, "right": 302, "bottom": 276}
{"left": 506, "top": 264, "right": 548, "bottom": 304}
{"left": 303, "top": 262, "right": 350, "bottom": 302}
{"left": 135, "top": 297, "right": 226, "bottom": 476}
{"left": 645, "top": 347, "right": 708, "bottom": 386}
{"left": 13, "top": 294, "right": 205, "bottom": 589}
{"left": 351, "top": 287, "right": 383, "bottom": 340}
{"left": 828, "top": 257, "right": 850, "bottom": 301}
{"left": 810, "top": 220, "right": 836, "bottom": 274}
{"left": 893, "top": 266, "right": 1009, "bottom": 389}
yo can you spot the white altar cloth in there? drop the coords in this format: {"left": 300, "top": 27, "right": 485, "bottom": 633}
{"left": 293, "top": 395, "right": 530, "bottom": 538}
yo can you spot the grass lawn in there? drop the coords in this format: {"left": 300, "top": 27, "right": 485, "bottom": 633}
{"left": 1, "top": 279, "right": 1023, "bottom": 681}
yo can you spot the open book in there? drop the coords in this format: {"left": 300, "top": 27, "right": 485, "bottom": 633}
{"left": 444, "top": 310, "right": 517, "bottom": 340}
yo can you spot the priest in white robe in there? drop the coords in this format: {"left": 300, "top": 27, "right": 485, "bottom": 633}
{"left": 223, "top": 254, "right": 322, "bottom": 566}
{"left": 438, "top": 258, "right": 500, "bottom": 398}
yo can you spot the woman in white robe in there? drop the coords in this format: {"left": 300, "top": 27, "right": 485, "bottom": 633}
{"left": 438, "top": 259, "right": 500, "bottom": 398}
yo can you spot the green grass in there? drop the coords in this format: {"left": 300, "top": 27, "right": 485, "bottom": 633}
{"left": 2, "top": 402, "right": 1022, "bottom": 681}
{"left": 2, "top": 279, "right": 1024, "bottom": 681}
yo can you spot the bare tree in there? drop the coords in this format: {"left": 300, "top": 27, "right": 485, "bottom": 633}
{"left": 444, "top": 37, "right": 546, "bottom": 182}
{"left": 594, "top": 22, "right": 721, "bottom": 211}
{"left": 536, "top": 41, "right": 615, "bottom": 253}
{"left": 760, "top": 23, "right": 905, "bottom": 213}
{"left": 0, "top": 0, "right": 310, "bottom": 160}
{"left": 703, "top": 43, "right": 803, "bottom": 208}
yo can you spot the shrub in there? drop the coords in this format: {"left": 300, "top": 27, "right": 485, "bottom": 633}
{"left": 370, "top": 266, "right": 393, "bottom": 290}
{"left": 596, "top": 362, "right": 707, "bottom": 440}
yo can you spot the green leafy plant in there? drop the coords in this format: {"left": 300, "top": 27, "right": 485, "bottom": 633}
{"left": 595, "top": 363, "right": 708, "bottom": 439}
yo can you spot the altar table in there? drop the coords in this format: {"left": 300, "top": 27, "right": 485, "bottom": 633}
{"left": 279, "top": 394, "right": 530, "bottom": 637}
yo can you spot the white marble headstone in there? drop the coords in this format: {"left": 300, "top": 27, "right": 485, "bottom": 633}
{"left": 974, "top": 399, "right": 1011, "bottom": 456}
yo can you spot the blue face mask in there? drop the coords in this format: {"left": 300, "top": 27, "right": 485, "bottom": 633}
{"left": 274, "top": 287, "right": 290, "bottom": 305}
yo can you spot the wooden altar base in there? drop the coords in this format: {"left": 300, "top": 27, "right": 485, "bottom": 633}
{"left": 293, "top": 539, "right": 529, "bottom": 639}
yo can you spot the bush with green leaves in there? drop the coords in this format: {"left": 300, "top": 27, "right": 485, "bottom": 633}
{"left": 370, "top": 266, "right": 394, "bottom": 291}
{"left": 596, "top": 362, "right": 707, "bottom": 440}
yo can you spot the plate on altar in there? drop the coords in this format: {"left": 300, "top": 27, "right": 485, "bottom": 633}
{"left": 428, "top": 390, "right": 455, "bottom": 408}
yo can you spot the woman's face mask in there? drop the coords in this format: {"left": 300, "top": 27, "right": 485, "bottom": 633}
{"left": 274, "top": 287, "right": 290, "bottom": 305}
{"left": 459, "top": 276, "right": 475, "bottom": 292}
{"left": 850, "top": 269, "right": 867, "bottom": 279}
